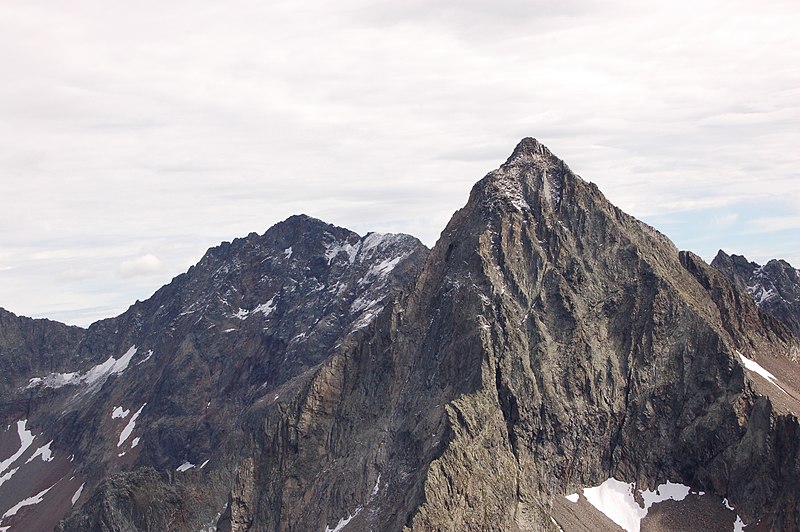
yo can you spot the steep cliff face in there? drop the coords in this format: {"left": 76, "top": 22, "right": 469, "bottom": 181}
{"left": 0, "top": 309, "right": 85, "bottom": 396}
{"left": 0, "top": 215, "right": 428, "bottom": 532}
{"left": 223, "top": 139, "right": 800, "bottom": 531}
{"left": 712, "top": 250, "right": 800, "bottom": 337}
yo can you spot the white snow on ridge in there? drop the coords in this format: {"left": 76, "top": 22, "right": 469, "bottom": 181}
{"left": 26, "top": 345, "right": 140, "bottom": 391}
{"left": 232, "top": 308, "right": 249, "bottom": 319}
{"left": 358, "top": 256, "right": 404, "bottom": 287}
{"left": 360, "top": 232, "right": 388, "bottom": 252}
{"left": 118, "top": 403, "right": 146, "bottom": 447}
{"left": 283, "top": 247, "right": 293, "bottom": 259}
{"left": 737, "top": 351, "right": 789, "bottom": 395}
{"left": 0, "top": 420, "right": 35, "bottom": 475}
{"left": 325, "top": 240, "right": 359, "bottom": 265}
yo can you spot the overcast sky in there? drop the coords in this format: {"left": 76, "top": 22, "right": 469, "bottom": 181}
{"left": 1, "top": 0, "right": 798, "bottom": 327}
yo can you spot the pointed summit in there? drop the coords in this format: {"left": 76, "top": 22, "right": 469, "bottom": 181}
{"left": 473, "top": 137, "right": 577, "bottom": 215}
{"left": 504, "top": 137, "right": 560, "bottom": 167}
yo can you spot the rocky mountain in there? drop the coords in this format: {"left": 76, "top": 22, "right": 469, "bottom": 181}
{"left": 712, "top": 250, "right": 800, "bottom": 337}
{"left": 2, "top": 138, "right": 800, "bottom": 531}
{"left": 0, "top": 215, "right": 428, "bottom": 531}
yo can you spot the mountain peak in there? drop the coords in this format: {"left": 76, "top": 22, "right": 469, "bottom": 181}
{"left": 505, "top": 137, "right": 559, "bottom": 166}
{"left": 472, "top": 137, "right": 573, "bottom": 215}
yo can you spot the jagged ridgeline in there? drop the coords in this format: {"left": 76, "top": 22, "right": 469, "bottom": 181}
{"left": 1, "top": 139, "right": 799, "bottom": 532}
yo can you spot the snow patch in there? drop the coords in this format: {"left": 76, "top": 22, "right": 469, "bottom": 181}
{"left": 118, "top": 403, "right": 146, "bottom": 447}
{"left": 131, "top": 437, "right": 140, "bottom": 448}
{"left": 83, "top": 345, "right": 138, "bottom": 385}
{"left": 200, "top": 459, "right": 210, "bottom": 469}
{"left": 2, "top": 482, "right": 54, "bottom": 520}
{"left": 136, "top": 349, "right": 153, "bottom": 365}
{"left": 737, "top": 351, "right": 789, "bottom": 395}
{"left": 26, "top": 345, "right": 139, "bottom": 391}
{"left": 71, "top": 483, "right": 84, "bottom": 506}
{"left": 232, "top": 308, "right": 249, "bottom": 319}
{"left": 565, "top": 493, "right": 579, "bottom": 503}
{"left": 253, "top": 295, "right": 277, "bottom": 317}
{"left": 324, "top": 507, "right": 362, "bottom": 532}
{"left": 176, "top": 461, "right": 195, "bottom": 472}
{"left": 112, "top": 406, "right": 130, "bottom": 419}
{"left": 0, "top": 420, "right": 35, "bottom": 475}
{"left": 24, "top": 441, "right": 54, "bottom": 463}
{"left": 0, "top": 468, "right": 18, "bottom": 488}
{"left": 26, "top": 372, "right": 78, "bottom": 389}
{"left": 325, "top": 240, "right": 359, "bottom": 265}
{"left": 360, "top": 232, "right": 389, "bottom": 252}
{"left": 723, "top": 498, "right": 734, "bottom": 510}
{"left": 283, "top": 247, "right": 293, "bottom": 259}
{"left": 582, "top": 478, "right": 691, "bottom": 532}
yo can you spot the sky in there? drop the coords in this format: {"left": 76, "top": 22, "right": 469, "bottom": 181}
{"left": 1, "top": 0, "right": 798, "bottom": 327}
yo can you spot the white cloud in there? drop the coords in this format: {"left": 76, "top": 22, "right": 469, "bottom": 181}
{"left": 0, "top": 0, "right": 798, "bottom": 324}
{"left": 118, "top": 254, "right": 162, "bottom": 278}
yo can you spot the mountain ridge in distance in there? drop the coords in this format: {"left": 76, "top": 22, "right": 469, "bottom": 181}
{"left": 1, "top": 138, "right": 799, "bottom": 531}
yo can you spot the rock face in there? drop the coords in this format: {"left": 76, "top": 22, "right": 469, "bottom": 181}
{"left": 2, "top": 139, "right": 800, "bottom": 531}
{"left": 712, "top": 250, "right": 800, "bottom": 337}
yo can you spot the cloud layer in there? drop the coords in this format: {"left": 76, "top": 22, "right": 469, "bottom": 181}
{"left": 0, "top": 0, "right": 798, "bottom": 325}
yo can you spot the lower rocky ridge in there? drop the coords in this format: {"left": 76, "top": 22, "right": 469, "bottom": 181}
{"left": 712, "top": 250, "right": 800, "bottom": 338}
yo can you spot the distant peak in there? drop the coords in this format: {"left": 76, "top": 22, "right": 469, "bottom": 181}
{"left": 505, "top": 137, "right": 557, "bottom": 165}
{"left": 713, "top": 249, "right": 732, "bottom": 262}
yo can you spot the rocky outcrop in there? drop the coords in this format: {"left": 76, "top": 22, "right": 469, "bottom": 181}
{"left": 712, "top": 250, "right": 800, "bottom": 337}
{"left": 0, "top": 308, "right": 85, "bottom": 396}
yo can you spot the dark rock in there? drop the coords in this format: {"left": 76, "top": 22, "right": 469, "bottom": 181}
{"left": 712, "top": 250, "right": 800, "bottom": 337}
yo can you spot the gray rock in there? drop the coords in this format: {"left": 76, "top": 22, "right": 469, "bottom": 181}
{"left": 712, "top": 250, "right": 800, "bottom": 337}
